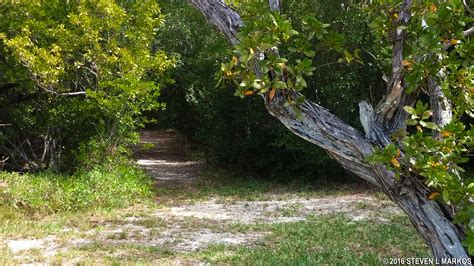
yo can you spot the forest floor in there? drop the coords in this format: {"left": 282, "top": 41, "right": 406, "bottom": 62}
{"left": 0, "top": 130, "right": 430, "bottom": 264}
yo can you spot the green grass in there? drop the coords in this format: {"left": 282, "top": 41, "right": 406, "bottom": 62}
{"left": 0, "top": 163, "right": 153, "bottom": 215}
{"left": 193, "top": 215, "right": 430, "bottom": 265}
{"left": 0, "top": 166, "right": 431, "bottom": 264}
{"left": 155, "top": 169, "right": 378, "bottom": 204}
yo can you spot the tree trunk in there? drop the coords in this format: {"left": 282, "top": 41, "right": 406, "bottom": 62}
{"left": 265, "top": 89, "right": 468, "bottom": 259}
{"left": 188, "top": 0, "right": 469, "bottom": 260}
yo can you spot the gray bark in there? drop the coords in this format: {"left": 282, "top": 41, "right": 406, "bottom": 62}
{"left": 188, "top": 0, "right": 469, "bottom": 260}
{"left": 188, "top": 0, "right": 242, "bottom": 45}
{"left": 428, "top": 77, "right": 453, "bottom": 129}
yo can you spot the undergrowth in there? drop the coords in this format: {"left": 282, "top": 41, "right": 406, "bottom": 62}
{"left": 0, "top": 161, "right": 153, "bottom": 215}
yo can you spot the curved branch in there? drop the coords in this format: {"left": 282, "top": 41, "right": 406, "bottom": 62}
{"left": 265, "top": 90, "right": 381, "bottom": 186}
{"left": 444, "top": 26, "right": 474, "bottom": 50}
{"left": 463, "top": 0, "right": 474, "bottom": 16}
{"left": 188, "top": 0, "right": 243, "bottom": 45}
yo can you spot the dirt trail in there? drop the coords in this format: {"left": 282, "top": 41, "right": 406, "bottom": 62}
{"left": 130, "top": 131, "right": 401, "bottom": 251}
{"left": 134, "top": 130, "right": 202, "bottom": 187}
{"left": 2, "top": 130, "right": 402, "bottom": 262}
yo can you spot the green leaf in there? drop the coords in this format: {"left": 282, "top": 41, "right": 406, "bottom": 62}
{"left": 424, "top": 122, "right": 439, "bottom": 130}
{"left": 396, "top": 25, "right": 407, "bottom": 31}
{"left": 442, "top": 190, "right": 450, "bottom": 204}
{"left": 421, "top": 111, "right": 432, "bottom": 120}
{"left": 304, "top": 50, "right": 315, "bottom": 57}
{"left": 403, "top": 106, "right": 416, "bottom": 115}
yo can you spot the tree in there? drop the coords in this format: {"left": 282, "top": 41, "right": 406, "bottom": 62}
{"left": 188, "top": 0, "right": 473, "bottom": 260}
{"left": 0, "top": 1, "right": 174, "bottom": 171}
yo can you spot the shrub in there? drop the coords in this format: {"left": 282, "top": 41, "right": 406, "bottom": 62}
{"left": 0, "top": 1, "right": 174, "bottom": 172}
{"left": 0, "top": 161, "right": 153, "bottom": 215}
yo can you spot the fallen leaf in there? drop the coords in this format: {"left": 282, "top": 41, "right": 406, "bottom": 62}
{"left": 429, "top": 4, "right": 437, "bottom": 12}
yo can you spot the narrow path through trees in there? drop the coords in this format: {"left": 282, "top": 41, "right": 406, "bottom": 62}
{"left": 135, "top": 130, "right": 202, "bottom": 188}
{"left": 2, "top": 130, "right": 428, "bottom": 263}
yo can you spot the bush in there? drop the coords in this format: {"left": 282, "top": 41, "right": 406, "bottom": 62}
{"left": 0, "top": 161, "right": 153, "bottom": 215}
{"left": 0, "top": 1, "right": 174, "bottom": 172}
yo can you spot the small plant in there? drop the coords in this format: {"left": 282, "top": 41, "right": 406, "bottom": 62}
{"left": 0, "top": 161, "right": 153, "bottom": 215}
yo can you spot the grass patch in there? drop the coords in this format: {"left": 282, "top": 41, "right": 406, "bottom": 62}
{"left": 0, "top": 164, "right": 429, "bottom": 264}
{"left": 0, "top": 163, "right": 153, "bottom": 215}
{"left": 155, "top": 169, "right": 376, "bottom": 204}
{"left": 193, "top": 215, "right": 431, "bottom": 265}
{"left": 134, "top": 217, "right": 165, "bottom": 229}
{"left": 0, "top": 204, "right": 158, "bottom": 240}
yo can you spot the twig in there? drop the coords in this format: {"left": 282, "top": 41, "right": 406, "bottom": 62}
{"left": 443, "top": 27, "right": 474, "bottom": 50}
{"left": 463, "top": 0, "right": 474, "bottom": 16}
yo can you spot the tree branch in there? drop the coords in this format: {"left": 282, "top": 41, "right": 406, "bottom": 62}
{"left": 188, "top": 0, "right": 243, "bottom": 45}
{"left": 375, "top": 0, "right": 412, "bottom": 132}
{"left": 269, "top": 0, "right": 281, "bottom": 11}
{"left": 189, "top": 0, "right": 470, "bottom": 259}
{"left": 443, "top": 26, "right": 474, "bottom": 50}
{"left": 463, "top": 0, "right": 474, "bottom": 16}
{"left": 428, "top": 77, "right": 452, "bottom": 133}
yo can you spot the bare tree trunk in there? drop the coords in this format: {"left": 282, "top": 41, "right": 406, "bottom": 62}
{"left": 188, "top": 0, "right": 469, "bottom": 260}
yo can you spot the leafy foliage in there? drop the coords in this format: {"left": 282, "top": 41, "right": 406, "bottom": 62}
{"left": 219, "top": 2, "right": 364, "bottom": 106}
{"left": 365, "top": 0, "right": 473, "bottom": 253}
{"left": 155, "top": 0, "right": 382, "bottom": 178}
{"left": 0, "top": 0, "right": 174, "bottom": 171}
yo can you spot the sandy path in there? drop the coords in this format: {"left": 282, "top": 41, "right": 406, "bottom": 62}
{"left": 134, "top": 130, "right": 203, "bottom": 187}
{"left": 130, "top": 131, "right": 401, "bottom": 251}
{"left": 3, "top": 130, "right": 402, "bottom": 262}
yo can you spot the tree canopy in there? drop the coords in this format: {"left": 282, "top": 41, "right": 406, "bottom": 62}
{"left": 0, "top": 0, "right": 174, "bottom": 171}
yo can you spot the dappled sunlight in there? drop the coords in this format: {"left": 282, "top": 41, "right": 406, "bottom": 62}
{"left": 137, "top": 159, "right": 201, "bottom": 167}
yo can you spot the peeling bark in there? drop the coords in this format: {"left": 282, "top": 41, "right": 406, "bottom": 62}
{"left": 188, "top": 0, "right": 243, "bottom": 45}
{"left": 188, "top": 0, "right": 469, "bottom": 260}
{"left": 428, "top": 77, "right": 452, "bottom": 129}
{"left": 375, "top": 0, "right": 412, "bottom": 133}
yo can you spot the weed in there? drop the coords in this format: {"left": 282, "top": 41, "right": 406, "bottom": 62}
{"left": 0, "top": 163, "right": 153, "bottom": 215}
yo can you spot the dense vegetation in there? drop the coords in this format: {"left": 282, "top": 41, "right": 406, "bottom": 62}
{"left": 154, "top": 0, "right": 383, "bottom": 179}
{"left": 0, "top": 0, "right": 472, "bottom": 260}
{"left": 0, "top": 0, "right": 168, "bottom": 217}
{"left": 0, "top": 1, "right": 174, "bottom": 172}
